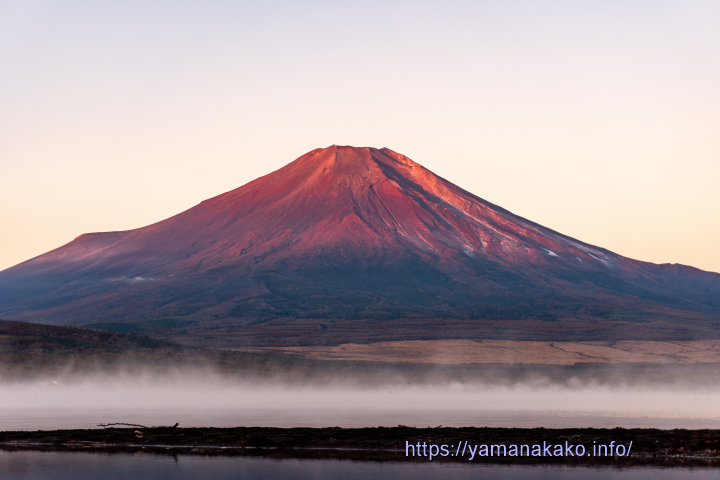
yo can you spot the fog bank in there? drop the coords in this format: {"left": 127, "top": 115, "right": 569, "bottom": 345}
{"left": 3, "top": 370, "right": 720, "bottom": 430}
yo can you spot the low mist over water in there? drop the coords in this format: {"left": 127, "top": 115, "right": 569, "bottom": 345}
{"left": 3, "top": 368, "right": 720, "bottom": 430}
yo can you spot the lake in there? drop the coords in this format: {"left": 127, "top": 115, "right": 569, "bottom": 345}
{"left": 4, "top": 380, "right": 720, "bottom": 478}
{"left": 3, "top": 406, "right": 720, "bottom": 431}
{"left": 1, "top": 450, "right": 718, "bottom": 480}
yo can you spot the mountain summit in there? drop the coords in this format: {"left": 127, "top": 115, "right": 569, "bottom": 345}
{"left": 1, "top": 146, "right": 719, "bottom": 346}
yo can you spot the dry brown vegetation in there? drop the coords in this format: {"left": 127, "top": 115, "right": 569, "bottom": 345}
{"left": 241, "top": 339, "right": 720, "bottom": 365}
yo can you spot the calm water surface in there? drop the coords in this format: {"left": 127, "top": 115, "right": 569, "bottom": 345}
{"left": 4, "top": 380, "right": 720, "bottom": 430}
{"left": 2, "top": 407, "right": 720, "bottom": 431}
{"left": 1, "top": 451, "right": 718, "bottom": 480}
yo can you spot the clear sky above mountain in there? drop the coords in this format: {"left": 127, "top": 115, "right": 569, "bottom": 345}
{"left": 1, "top": 0, "right": 718, "bottom": 272}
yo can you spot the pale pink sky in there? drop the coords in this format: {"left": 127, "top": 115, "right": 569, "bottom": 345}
{"left": 1, "top": 1, "right": 719, "bottom": 272}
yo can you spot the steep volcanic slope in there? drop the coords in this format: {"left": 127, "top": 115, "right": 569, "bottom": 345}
{"left": 1, "top": 146, "right": 719, "bottom": 346}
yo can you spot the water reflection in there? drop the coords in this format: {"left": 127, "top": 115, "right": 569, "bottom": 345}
{"left": 1, "top": 450, "right": 718, "bottom": 480}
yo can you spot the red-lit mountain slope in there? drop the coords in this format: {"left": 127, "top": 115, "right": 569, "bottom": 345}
{"left": 1, "top": 146, "right": 719, "bottom": 346}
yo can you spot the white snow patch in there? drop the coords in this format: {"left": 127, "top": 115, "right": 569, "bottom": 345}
{"left": 565, "top": 242, "right": 614, "bottom": 265}
{"left": 109, "top": 276, "right": 155, "bottom": 284}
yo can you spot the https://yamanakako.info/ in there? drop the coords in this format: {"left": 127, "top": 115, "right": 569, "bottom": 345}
{"left": 405, "top": 440, "right": 632, "bottom": 461}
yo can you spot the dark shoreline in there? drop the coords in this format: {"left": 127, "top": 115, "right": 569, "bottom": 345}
{"left": 2, "top": 426, "right": 720, "bottom": 466}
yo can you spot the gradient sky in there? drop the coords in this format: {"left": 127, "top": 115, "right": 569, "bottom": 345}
{"left": 1, "top": 0, "right": 719, "bottom": 272}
